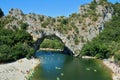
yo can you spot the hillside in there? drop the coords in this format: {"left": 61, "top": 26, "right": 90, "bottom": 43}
{"left": 0, "top": 0, "right": 120, "bottom": 62}
{"left": 81, "top": 2, "right": 120, "bottom": 64}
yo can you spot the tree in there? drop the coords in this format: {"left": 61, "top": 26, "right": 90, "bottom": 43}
{"left": 0, "top": 45, "right": 11, "bottom": 62}
{"left": 20, "top": 22, "right": 28, "bottom": 30}
{"left": 12, "top": 43, "right": 34, "bottom": 60}
{"left": 0, "top": 27, "right": 34, "bottom": 62}
{"left": 114, "top": 50, "right": 120, "bottom": 61}
{"left": 81, "top": 40, "right": 110, "bottom": 59}
{"left": 0, "top": 8, "right": 4, "bottom": 18}
{"left": 60, "top": 18, "right": 68, "bottom": 25}
{"left": 41, "top": 21, "right": 49, "bottom": 28}
{"left": 14, "top": 30, "right": 33, "bottom": 43}
{"left": 113, "top": 2, "right": 120, "bottom": 16}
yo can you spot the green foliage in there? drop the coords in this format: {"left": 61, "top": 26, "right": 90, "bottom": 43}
{"left": 0, "top": 45, "right": 11, "bottom": 61}
{"left": 114, "top": 50, "right": 120, "bottom": 61}
{"left": 60, "top": 18, "right": 68, "bottom": 25}
{"left": 99, "top": 0, "right": 107, "bottom": 5}
{"left": 56, "top": 24, "right": 72, "bottom": 34}
{"left": 86, "top": 1, "right": 98, "bottom": 21}
{"left": 14, "top": 30, "right": 33, "bottom": 44}
{"left": 70, "top": 13, "right": 78, "bottom": 17}
{"left": 0, "top": 24, "right": 34, "bottom": 62}
{"left": 0, "top": 20, "right": 4, "bottom": 29}
{"left": 99, "top": 15, "right": 120, "bottom": 43}
{"left": 41, "top": 21, "right": 49, "bottom": 28}
{"left": 89, "top": 1, "right": 97, "bottom": 10}
{"left": 81, "top": 40, "right": 110, "bottom": 59}
{"left": 12, "top": 43, "right": 34, "bottom": 60}
{"left": 0, "top": 16, "right": 14, "bottom": 29}
{"left": 0, "top": 29, "right": 14, "bottom": 45}
{"left": 74, "top": 37, "right": 80, "bottom": 45}
{"left": 113, "top": 2, "right": 120, "bottom": 16}
{"left": 81, "top": 2, "right": 120, "bottom": 60}
{"left": 81, "top": 36, "right": 85, "bottom": 42}
{"left": 20, "top": 22, "right": 29, "bottom": 30}
{"left": 39, "top": 15, "right": 44, "bottom": 22}
{"left": 40, "top": 38, "right": 64, "bottom": 50}
{"left": 92, "top": 16, "right": 98, "bottom": 21}
{"left": 12, "top": 43, "right": 28, "bottom": 60}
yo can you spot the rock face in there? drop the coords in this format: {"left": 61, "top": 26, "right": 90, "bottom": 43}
{"left": 9, "top": 8, "right": 23, "bottom": 20}
{"left": 3, "top": 0, "right": 114, "bottom": 56}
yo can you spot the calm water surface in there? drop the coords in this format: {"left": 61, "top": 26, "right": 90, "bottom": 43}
{"left": 31, "top": 51, "right": 112, "bottom": 80}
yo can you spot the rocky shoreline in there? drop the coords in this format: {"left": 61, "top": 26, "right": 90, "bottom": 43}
{"left": 103, "top": 59, "right": 120, "bottom": 80}
{"left": 82, "top": 56, "right": 96, "bottom": 59}
{"left": 82, "top": 56, "right": 120, "bottom": 80}
{"left": 0, "top": 56, "right": 120, "bottom": 80}
{"left": 0, "top": 58, "right": 40, "bottom": 80}
{"left": 39, "top": 48, "right": 63, "bottom": 51}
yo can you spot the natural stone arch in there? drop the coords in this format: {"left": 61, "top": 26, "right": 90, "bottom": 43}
{"left": 34, "top": 31, "right": 74, "bottom": 55}
{"left": 6, "top": 5, "right": 113, "bottom": 57}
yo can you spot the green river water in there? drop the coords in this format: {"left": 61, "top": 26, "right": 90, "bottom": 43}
{"left": 31, "top": 51, "right": 112, "bottom": 80}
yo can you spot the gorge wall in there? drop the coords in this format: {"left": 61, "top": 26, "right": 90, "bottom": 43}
{"left": 3, "top": 0, "right": 114, "bottom": 56}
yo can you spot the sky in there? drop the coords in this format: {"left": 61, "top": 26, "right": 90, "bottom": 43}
{"left": 0, "top": 0, "right": 120, "bottom": 17}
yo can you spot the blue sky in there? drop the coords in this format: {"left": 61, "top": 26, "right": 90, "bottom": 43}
{"left": 0, "top": 0, "right": 120, "bottom": 17}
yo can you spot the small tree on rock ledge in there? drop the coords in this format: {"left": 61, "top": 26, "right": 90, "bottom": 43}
{"left": 0, "top": 8, "right": 4, "bottom": 18}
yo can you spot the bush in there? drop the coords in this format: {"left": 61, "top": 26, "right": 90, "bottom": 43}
{"left": 0, "top": 27, "right": 34, "bottom": 62}
{"left": 0, "top": 45, "right": 11, "bottom": 62}
{"left": 114, "top": 50, "right": 120, "bottom": 61}
{"left": 81, "top": 40, "right": 111, "bottom": 59}
{"left": 20, "top": 22, "right": 29, "bottom": 30}
{"left": 60, "top": 18, "right": 68, "bottom": 25}
{"left": 92, "top": 16, "right": 98, "bottom": 21}
{"left": 74, "top": 37, "right": 79, "bottom": 45}
{"left": 89, "top": 1, "right": 97, "bottom": 10}
{"left": 99, "top": 0, "right": 107, "bottom": 5}
{"left": 41, "top": 21, "right": 49, "bottom": 28}
{"left": 113, "top": 2, "right": 120, "bottom": 16}
{"left": 12, "top": 43, "right": 35, "bottom": 60}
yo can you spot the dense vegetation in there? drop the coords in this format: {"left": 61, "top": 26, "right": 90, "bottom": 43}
{"left": 0, "top": 29, "right": 35, "bottom": 62}
{"left": 40, "top": 36, "right": 64, "bottom": 50}
{"left": 81, "top": 2, "right": 120, "bottom": 63}
{"left": 0, "top": 12, "right": 35, "bottom": 62}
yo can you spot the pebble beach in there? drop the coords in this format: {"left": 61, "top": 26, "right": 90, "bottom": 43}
{"left": 0, "top": 58, "right": 40, "bottom": 80}
{"left": 103, "top": 59, "right": 120, "bottom": 80}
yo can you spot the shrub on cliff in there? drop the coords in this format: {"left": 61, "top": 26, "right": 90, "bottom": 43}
{"left": 20, "top": 22, "right": 29, "bottom": 30}
{"left": 81, "top": 2, "right": 120, "bottom": 60}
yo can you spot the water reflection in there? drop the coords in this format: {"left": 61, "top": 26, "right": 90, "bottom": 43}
{"left": 33, "top": 51, "right": 112, "bottom": 80}
{"left": 35, "top": 51, "right": 69, "bottom": 80}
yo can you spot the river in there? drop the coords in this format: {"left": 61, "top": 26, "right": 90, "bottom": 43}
{"left": 31, "top": 51, "right": 112, "bottom": 80}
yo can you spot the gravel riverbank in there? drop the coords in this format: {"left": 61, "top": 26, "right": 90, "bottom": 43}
{"left": 103, "top": 59, "right": 120, "bottom": 80}
{"left": 0, "top": 58, "right": 40, "bottom": 80}
{"left": 82, "top": 56, "right": 120, "bottom": 80}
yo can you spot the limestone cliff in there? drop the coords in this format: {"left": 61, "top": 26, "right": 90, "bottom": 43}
{"left": 2, "top": 0, "right": 114, "bottom": 56}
